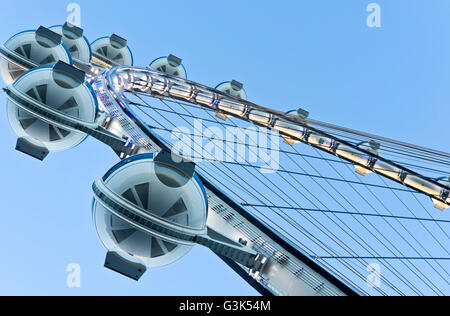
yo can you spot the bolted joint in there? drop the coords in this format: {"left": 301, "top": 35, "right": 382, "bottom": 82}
{"left": 398, "top": 170, "right": 408, "bottom": 183}
{"left": 250, "top": 254, "right": 268, "bottom": 276}
{"left": 440, "top": 189, "right": 450, "bottom": 201}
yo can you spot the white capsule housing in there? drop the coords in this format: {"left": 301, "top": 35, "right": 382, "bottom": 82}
{"left": 93, "top": 153, "right": 208, "bottom": 270}
{"left": 149, "top": 55, "right": 187, "bottom": 79}
{"left": 0, "top": 26, "right": 71, "bottom": 85}
{"left": 91, "top": 34, "right": 133, "bottom": 68}
{"left": 49, "top": 23, "right": 91, "bottom": 71}
{"left": 216, "top": 80, "right": 247, "bottom": 100}
{"left": 6, "top": 63, "right": 97, "bottom": 153}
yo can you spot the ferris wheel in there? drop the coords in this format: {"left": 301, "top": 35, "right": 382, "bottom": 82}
{"left": 1, "top": 22, "right": 449, "bottom": 296}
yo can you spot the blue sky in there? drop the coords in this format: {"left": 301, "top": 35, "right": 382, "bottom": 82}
{"left": 0, "top": 0, "right": 449, "bottom": 295}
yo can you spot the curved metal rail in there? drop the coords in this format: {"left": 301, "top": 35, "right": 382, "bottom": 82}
{"left": 101, "top": 66, "right": 450, "bottom": 210}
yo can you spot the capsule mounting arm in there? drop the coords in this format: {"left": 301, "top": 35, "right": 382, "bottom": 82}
{"left": 15, "top": 137, "right": 49, "bottom": 161}
{"left": 104, "top": 251, "right": 147, "bottom": 281}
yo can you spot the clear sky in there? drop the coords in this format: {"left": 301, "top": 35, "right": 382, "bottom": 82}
{"left": 0, "top": 0, "right": 449, "bottom": 295}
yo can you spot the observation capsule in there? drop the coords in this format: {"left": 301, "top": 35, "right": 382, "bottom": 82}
{"left": 49, "top": 22, "right": 92, "bottom": 72}
{"left": 0, "top": 26, "right": 71, "bottom": 85}
{"left": 148, "top": 54, "right": 187, "bottom": 79}
{"left": 5, "top": 61, "right": 97, "bottom": 160}
{"left": 92, "top": 151, "right": 208, "bottom": 280}
{"left": 215, "top": 80, "right": 247, "bottom": 100}
{"left": 91, "top": 34, "right": 133, "bottom": 68}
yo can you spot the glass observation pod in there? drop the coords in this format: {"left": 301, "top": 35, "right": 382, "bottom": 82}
{"left": 248, "top": 109, "right": 272, "bottom": 126}
{"left": 49, "top": 23, "right": 92, "bottom": 72}
{"left": 0, "top": 26, "right": 72, "bottom": 85}
{"left": 272, "top": 118, "right": 307, "bottom": 145}
{"left": 433, "top": 177, "right": 450, "bottom": 211}
{"left": 217, "top": 98, "right": 247, "bottom": 117}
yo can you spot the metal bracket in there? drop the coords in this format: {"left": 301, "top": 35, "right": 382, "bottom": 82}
{"left": 398, "top": 170, "right": 408, "bottom": 183}
{"left": 155, "top": 149, "right": 195, "bottom": 179}
{"left": 231, "top": 80, "right": 244, "bottom": 92}
{"left": 15, "top": 137, "right": 49, "bottom": 161}
{"left": 330, "top": 140, "right": 339, "bottom": 154}
{"left": 367, "top": 157, "right": 377, "bottom": 170}
{"left": 62, "top": 22, "right": 84, "bottom": 39}
{"left": 297, "top": 108, "right": 309, "bottom": 119}
{"left": 441, "top": 189, "right": 450, "bottom": 201}
{"left": 304, "top": 130, "right": 312, "bottom": 143}
{"left": 36, "top": 26, "right": 62, "bottom": 47}
{"left": 369, "top": 140, "right": 381, "bottom": 150}
{"left": 104, "top": 251, "right": 147, "bottom": 281}
{"left": 53, "top": 60, "right": 86, "bottom": 86}
{"left": 167, "top": 54, "right": 182, "bottom": 67}
{"left": 110, "top": 34, "right": 127, "bottom": 49}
